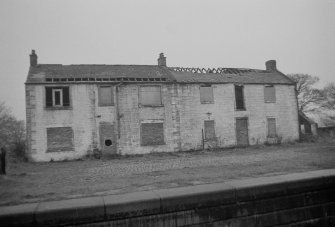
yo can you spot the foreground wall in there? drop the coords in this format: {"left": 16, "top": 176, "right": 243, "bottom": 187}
{"left": 1, "top": 169, "right": 334, "bottom": 226}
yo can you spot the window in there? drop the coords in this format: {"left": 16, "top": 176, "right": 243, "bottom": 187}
{"left": 47, "top": 127, "right": 74, "bottom": 152}
{"left": 139, "top": 86, "right": 162, "bottom": 106}
{"left": 267, "top": 118, "right": 277, "bottom": 138}
{"left": 200, "top": 85, "right": 214, "bottom": 104}
{"left": 204, "top": 120, "right": 216, "bottom": 140}
{"left": 46, "top": 87, "right": 70, "bottom": 108}
{"left": 141, "top": 122, "right": 164, "bottom": 146}
{"left": 98, "top": 86, "right": 114, "bottom": 106}
{"left": 264, "top": 85, "right": 276, "bottom": 103}
{"left": 235, "top": 85, "right": 245, "bottom": 110}
{"left": 304, "top": 123, "right": 312, "bottom": 134}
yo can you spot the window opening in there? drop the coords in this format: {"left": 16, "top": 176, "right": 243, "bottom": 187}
{"left": 235, "top": 85, "right": 245, "bottom": 110}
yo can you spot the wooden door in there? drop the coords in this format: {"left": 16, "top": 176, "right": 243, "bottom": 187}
{"left": 99, "top": 123, "right": 116, "bottom": 154}
{"left": 236, "top": 118, "right": 249, "bottom": 146}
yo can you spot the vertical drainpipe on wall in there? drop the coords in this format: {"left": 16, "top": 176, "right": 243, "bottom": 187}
{"left": 115, "top": 83, "right": 123, "bottom": 151}
{"left": 92, "top": 89, "right": 98, "bottom": 150}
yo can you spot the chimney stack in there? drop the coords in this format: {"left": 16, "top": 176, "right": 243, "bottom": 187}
{"left": 157, "top": 53, "right": 166, "bottom": 67}
{"left": 265, "top": 60, "right": 276, "bottom": 71}
{"left": 30, "top": 50, "right": 38, "bottom": 67}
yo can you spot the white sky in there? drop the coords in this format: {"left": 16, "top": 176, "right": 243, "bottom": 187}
{"left": 0, "top": 0, "right": 334, "bottom": 120}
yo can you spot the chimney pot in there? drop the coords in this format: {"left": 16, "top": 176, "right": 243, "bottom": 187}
{"left": 30, "top": 49, "right": 38, "bottom": 67}
{"left": 157, "top": 53, "right": 166, "bottom": 67}
{"left": 265, "top": 60, "right": 276, "bottom": 71}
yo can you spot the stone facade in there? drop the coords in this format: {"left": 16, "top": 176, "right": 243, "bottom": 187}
{"left": 25, "top": 51, "right": 299, "bottom": 162}
{"left": 25, "top": 82, "right": 299, "bottom": 162}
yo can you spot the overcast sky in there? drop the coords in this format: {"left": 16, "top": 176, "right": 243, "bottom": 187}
{"left": 0, "top": 0, "right": 334, "bottom": 120}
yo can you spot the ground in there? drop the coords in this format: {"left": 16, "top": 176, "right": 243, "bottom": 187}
{"left": 0, "top": 142, "right": 334, "bottom": 206}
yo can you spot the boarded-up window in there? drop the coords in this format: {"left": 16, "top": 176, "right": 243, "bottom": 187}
{"left": 204, "top": 120, "right": 216, "bottom": 140}
{"left": 99, "top": 86, "right": 114, "bottom": 106}
{"left": 141, "top": 123, "right": 164, "bottom": 146}
{"left": 47, "top": 127, "right": 74, "bottom": 152}
{"left": 235, "top": 85, "right": 245, "bottom": 110}
{"left": 139, "top": 86, "right": 162, "bottom": 106}
{"left": 200, "top": 85, "right": 214, "bottom": 103}
{"left": 264, "top": 85, "right": 276, "bottom": 103}
{"left": 46, "top": 87, "right": 70, "bottom": 107}
{"left": 267, "top": 118, "right": 277, "bottom": 138}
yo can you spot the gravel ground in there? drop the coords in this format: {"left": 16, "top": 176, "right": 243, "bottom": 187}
{"left": 88, "top": 149, "right": 298, "bottom": 177}
{"left": 0, "top": 142, "right": 334, "bottom": 206}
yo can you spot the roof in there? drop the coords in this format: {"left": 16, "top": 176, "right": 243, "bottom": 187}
{"left": 305, "top": 111, "right": 335, "bottom": 128}
{"left": 26, "top": 64, "right": 294, "bottom": 85}
{"left": 299, "top": 111, "right": 316, "bottom": 124}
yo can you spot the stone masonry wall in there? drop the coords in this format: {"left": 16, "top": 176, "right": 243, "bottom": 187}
{"left": 1, "top": 169, "right": 334, "bottom": 226}
{"left": 26, "top": 82, "right": 299, "bottom": 161}
{"left": 25, "top": 84, "right": 116, "bottom": 161}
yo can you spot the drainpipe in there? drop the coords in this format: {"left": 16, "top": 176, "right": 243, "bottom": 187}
{"left": 115, "top": 83, "right": 123, "bottom": 141}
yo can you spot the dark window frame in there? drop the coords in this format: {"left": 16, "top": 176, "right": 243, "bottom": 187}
{"left": 264, "top": 85, "right": 276, "bottom": 103}
{"left": 235, "top": 85, "right": 246, "bottom": 110}
{"left": 98, "top": 85, "right": 114, "bottom": 106}
{"left": 200, "top": 85, "right": 214, "bottom": 104}
{"left": 45, "top": 86, "right": 70, "bottom": 109}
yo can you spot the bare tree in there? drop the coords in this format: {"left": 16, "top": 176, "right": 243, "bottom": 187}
{"left": 287, "top": 74, "right": 325, "bottom": 113}
{"left": 0, "top": 102, "right": 25, "bottom": 158}
{"left": 322, "top": 82, "right": 335, "bottom": 109}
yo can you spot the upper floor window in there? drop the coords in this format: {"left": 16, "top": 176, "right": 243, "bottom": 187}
{"left": 46, "top": 87, "right": 70, "bottom": 108}
{"left": 235, "top": 85, "right": 245, "bottom": 110}
{"left": 139, "top": 86, "right": 162, "bottom": 106}
{"left": 200, "top": 85, "right": 214, "bottom": 104}
{"left": 264, "top": 85, "right": 276, "bottom": 103}
{"left": 98, "top": 86, "right": 114, "bottom": 106}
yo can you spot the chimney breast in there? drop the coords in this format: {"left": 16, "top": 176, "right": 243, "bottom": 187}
{"left": 157, "top": 53, "right": 166, "bottom": 67}
{"left": 30, "top": 50, "right": 38, "bottom": 67}
{"left": 265, "top": 60, "right": 276, "bottom": 71}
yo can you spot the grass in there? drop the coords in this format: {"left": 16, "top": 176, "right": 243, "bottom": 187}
{"left": 0, "top": 142, "right": 334, "bottom": 206}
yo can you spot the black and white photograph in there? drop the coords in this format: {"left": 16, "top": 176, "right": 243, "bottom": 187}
{"left": 0, "top": 0, "right": 334, "bottom": 226}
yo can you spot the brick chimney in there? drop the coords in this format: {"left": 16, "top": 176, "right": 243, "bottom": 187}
{"left": 157, "top": 53, "right": 166, "bottom": 67}
{"left": 265, "top": 60, "right": 276, "bottom": 71}
{"left": 30, "top": 50, "right": 38, "bottom": 67}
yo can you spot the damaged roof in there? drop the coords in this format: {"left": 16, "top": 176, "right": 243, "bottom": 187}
{"left": 26, "top": 64, "right": 294, "bottom": 85}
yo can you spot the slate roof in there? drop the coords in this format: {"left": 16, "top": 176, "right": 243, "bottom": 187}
{"left": 26, "top": 64, "right": 294, "bottom": 85}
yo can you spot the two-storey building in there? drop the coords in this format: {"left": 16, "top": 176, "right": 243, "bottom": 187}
{"left": 25, "top": 51, "right": 299, "bottom": 161}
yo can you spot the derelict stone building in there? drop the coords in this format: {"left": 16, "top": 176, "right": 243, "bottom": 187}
{"left": 25, "top": 51, "right": 299, "bottom": 162}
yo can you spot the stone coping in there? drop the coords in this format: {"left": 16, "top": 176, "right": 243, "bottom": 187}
{"left": 1, "top": 169, "right": 334, "bottom": 227}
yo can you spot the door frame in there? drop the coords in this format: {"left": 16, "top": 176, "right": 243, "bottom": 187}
{"left": 99, "top": 122, "right": 117, "bottom": 154}
{"left": 235, "top": 117, "right": 249, "bottom": 146}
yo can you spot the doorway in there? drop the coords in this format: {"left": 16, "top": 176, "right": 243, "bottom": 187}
{"left": 99, "top": 123, "right": 116, "bottom": 154}
{"left": 236, "top": 118, "right": 249, "bottom": 146}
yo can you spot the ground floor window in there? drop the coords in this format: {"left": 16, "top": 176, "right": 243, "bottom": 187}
{"left": 47, "top": 127, "right": 74, "bottom": 152}
{"left": 141, "top": 122, "right": 164, "bottom": 146}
